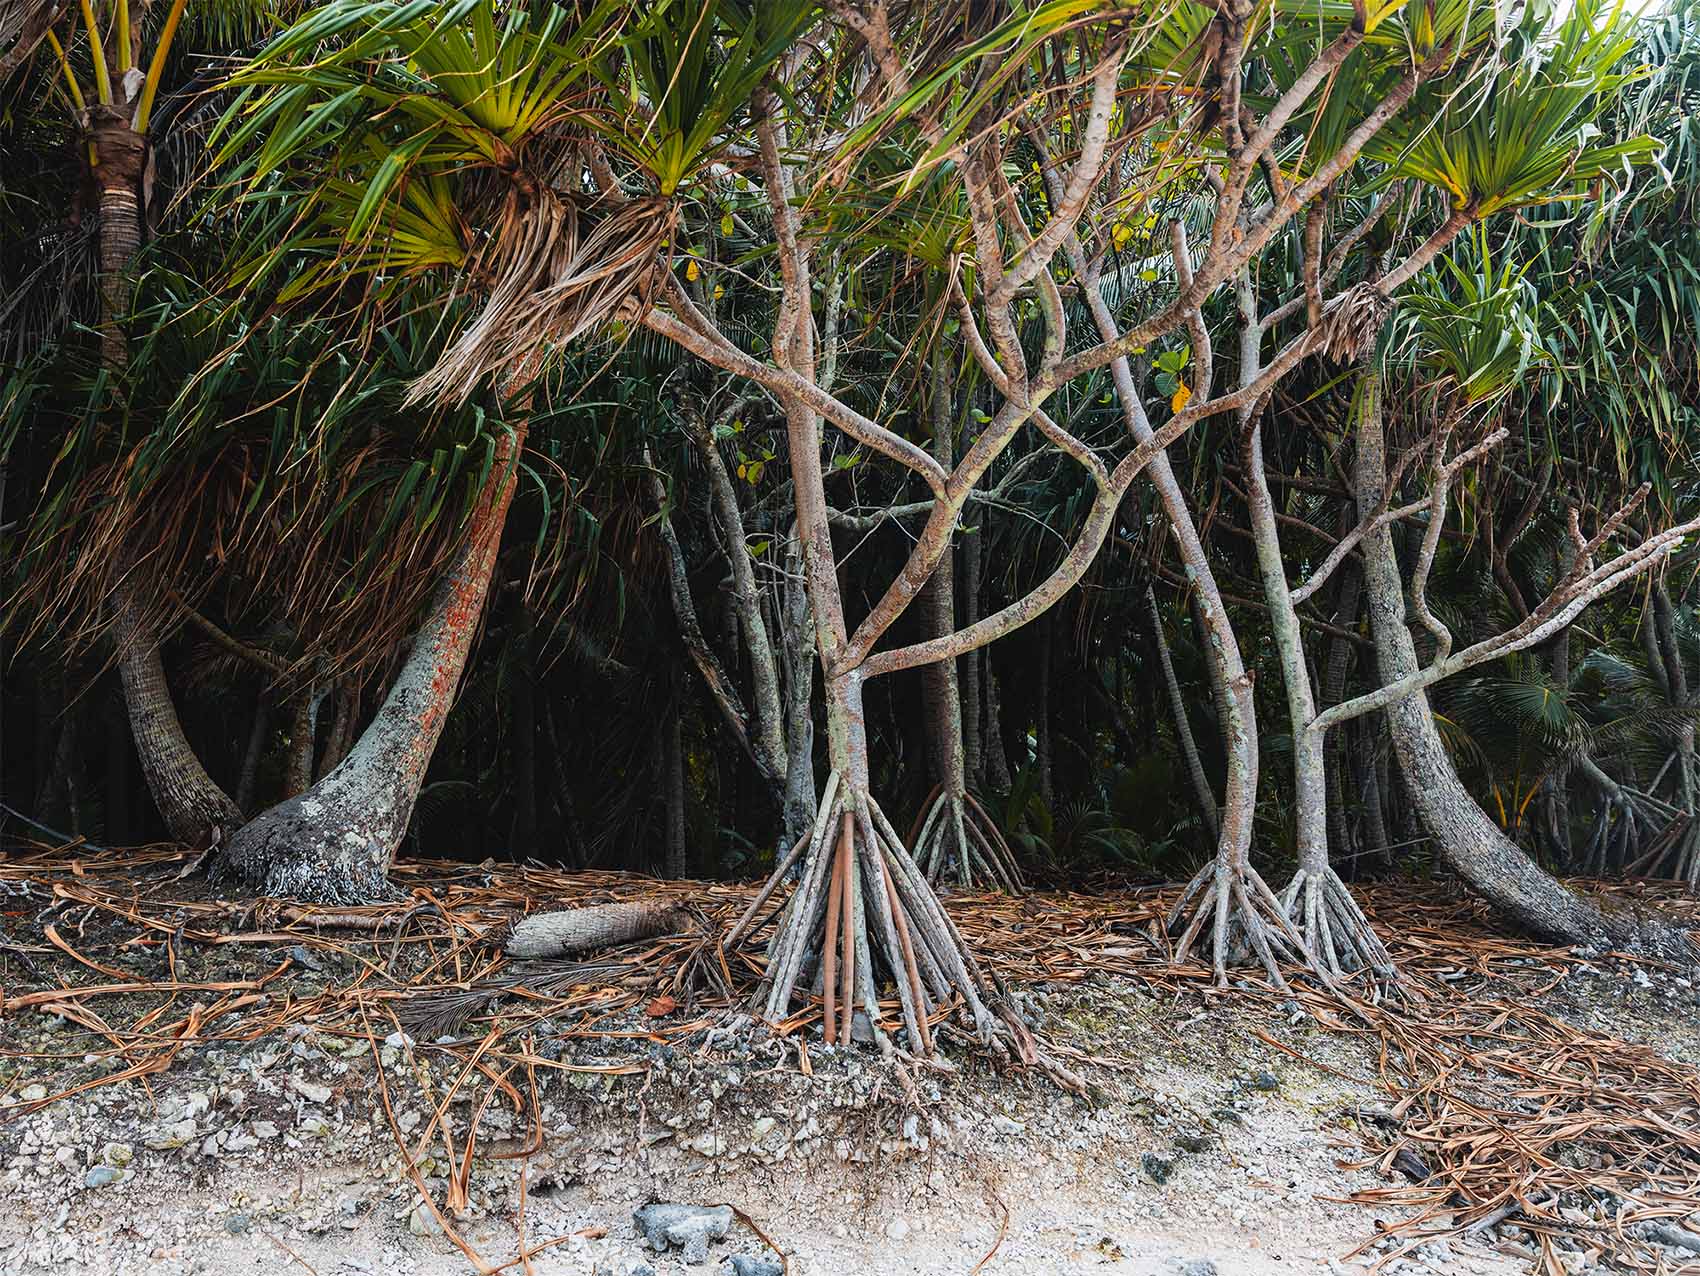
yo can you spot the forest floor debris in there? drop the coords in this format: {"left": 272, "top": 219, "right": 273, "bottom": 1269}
{"left": 0, "top": 844, "right": 1697, "bottom": 1274}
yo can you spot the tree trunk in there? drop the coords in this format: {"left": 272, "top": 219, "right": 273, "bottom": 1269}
{"left": 1036, "top": 615, "right": 1054, "bottom": 808}
{"left": 1147, "top": 585, "right": 1219, "bottom": 839}
{"left": 919, "top": 349, "right": 964, "bottom": 801}
{"left": 960, "top": 518, "right": 984, "bottom": 788}
{"left": 983, "top": 659, "right": 1012, "bottom": 794}
{"left": 114, "top": 588, "right": 244, "bottom": 845}
{"left": 94, "top": 106, "right": 240, "bottom": 848}
{"left": 215, "top": 421, "right": 528, "bottom": 901}
{"left": 778, "top": 537, "right": 817, "bottom": 849}
{"left": 1322, "top": 507, "right": 1362, "bottom": 864}
{"left": 285, "top": 689, "right": 316, "bottom": 798}
{"left": 507, "top": 900, "right": 686, "bottom": 959}
{"left": 1354, "top": 368, "right": 1692, "bottom": 962}
{"left": 235, "top": 701, "right": 270, "bottom": 815}
{"left": 664, "top": 698, "right": 687, "bottom": 878}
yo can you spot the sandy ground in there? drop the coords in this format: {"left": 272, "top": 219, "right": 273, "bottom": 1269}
{"left": 0, "top": 977, "right": 1557, "bottom": 1276}
{"left": 2, "top": 870, "right": 1697, "bottom": 1276}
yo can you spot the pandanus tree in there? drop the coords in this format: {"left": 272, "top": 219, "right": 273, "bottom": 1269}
{"left": 1328, "top": 0, "right": 1700, "bottom": 960}
{"left": 1170, "top": 0, "right": 1700, "bottom": 981}
{"left": 206, "top": 0, "right": 809, "bottom": 899}
{"left": 214, "top": 0, "right": 1698, "bottom": 1054}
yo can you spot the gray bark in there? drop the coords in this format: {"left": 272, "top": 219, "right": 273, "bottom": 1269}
{"left": 1147, "top": 585, "right": 1219, "bottom": 838}
{"left": 1354, "top": 368, "right": 1692, "bottom": 962}
{"left": 506, "top": 900, "right": 687, "bottom": 959}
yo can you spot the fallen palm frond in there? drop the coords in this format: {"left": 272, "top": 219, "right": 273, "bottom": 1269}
{"left": 0, "top": 843, "right": 1696, "bottom": 1273}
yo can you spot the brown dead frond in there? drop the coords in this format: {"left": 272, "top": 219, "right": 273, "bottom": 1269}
{"left": 408, "top": 190, "right": 674, "bottom": 408}
{"left": 1320, "top": 280, "right": 1393, "bottom": 364}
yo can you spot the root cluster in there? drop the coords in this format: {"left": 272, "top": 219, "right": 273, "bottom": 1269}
{"left": 1279, "top": 865, "right": 1396, "bottom": 990}
{"left": 1165, "top": 857, "right": 1308, "bottom": 989}
{"left": 909, "top": 785, "right": 1023, "bottom": 892}
{"left": 726, "top": 772, "right": 1079, "bottom": 1088}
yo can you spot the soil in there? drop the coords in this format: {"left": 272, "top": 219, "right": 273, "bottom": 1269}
{"left": 1, "top": 865, "right": 1697, "bottom": 1276}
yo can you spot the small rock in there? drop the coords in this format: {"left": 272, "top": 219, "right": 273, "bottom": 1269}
{"left": 408, "top": 1203, "right": 442, "bottom": 1237}
{"left": 989, "top": 1115, "right": 1025, "bottom": 1135}
{"left": 84, "top": 1167, "right": 122, "bottom": 1189}
{"left": 886, "top": 1218, "right": 910, "bottom": 1241}
{"left": 145, "top": 1119, "right": 197, "bottom": 1150}
{"left": 19, "top": 1084, "right": 47, "bottom": 1102}
{"left": 1248, "top": 1071, "right": 1280, "bottom": 1092}
{"left": 1179, "top": 1262, "right": 1218, "bottom": 1276}
{"left": 101, "top": 1142, "right": 134, "bottom": 1167}
{"left": 1141, "top": 1152, "right": 1173, "bottom": 1185}
{"left": 725, "top": 1258, "right": 783, "bottom": 1276}
{"left": 634, "top": 1203, "right": 735, "bottom": 1264}
{"left": 223, "top": 1213, "right": 251, "bottom": 1235}
{"left": 292, "top": 1078, "right": 333, "bottom": 1104}
{"left": 1173, "top": 1132, "right": 1212, "bottom": 1154}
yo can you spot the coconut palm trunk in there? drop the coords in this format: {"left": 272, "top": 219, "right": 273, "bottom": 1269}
{"left": 93, "top": 98, "right": 244, "bottom": 847}
{"left": 215, "top": 421, "right": 527, "bottom": 901}
{"left": 1353, "top": 368, "right": 1692, "bottom": 962}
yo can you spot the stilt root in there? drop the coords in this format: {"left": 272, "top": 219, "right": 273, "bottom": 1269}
{"left": 909, "top": 785, "right": 1024, "bottom": 892}
{"left": 1278, "top": 866, "right": 1398, "bottom": 998}
{"left": 1165, "top": 857, "right": 1312, "bottom": 991}
{"left": 731, "top": 772, "right": 1081, "bottom": 1090}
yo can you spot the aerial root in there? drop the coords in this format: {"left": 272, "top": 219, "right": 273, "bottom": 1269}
{"left": 1165, "top": 857, "right": 1312, "bottom": 991}
{"left": 733, "top": 773, "right": 1081, "bottom": 1091}
{"left": 1625, "top": 811, "right": 1700, "bottom": 891}
{"left": 1278, "top": 865, "right": 1399, "bottom": 999}
{"left": 910, "top": 786, "right": 1024, "bottom": 892}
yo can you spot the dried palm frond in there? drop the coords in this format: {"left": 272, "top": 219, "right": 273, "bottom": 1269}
{"left": 1320, "top": 280, "right": 1392, "bottom": 364}
{"left": 407, "top": 190, "right": 673, "bottom": 407}
{"left": 0, "top": 0, "right": 64, "bottom": 80}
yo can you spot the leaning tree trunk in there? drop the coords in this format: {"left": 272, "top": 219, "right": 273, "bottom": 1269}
{"left": 114, "top": 587, "right": 243, "bottom": 845}
{"left": 1354, "top": 367, "right": 1693, "bottom": 963}
{"left": 95, "top": 106, "right": 242, "bottom": 847}
{"left": 913, "top": 350, "right": 1020, "bottom": 891}
{"left": 215, "top": 422, "right": 528, "bottom": 901}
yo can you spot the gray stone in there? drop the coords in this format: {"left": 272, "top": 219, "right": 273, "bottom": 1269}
{"left": 634, "top": 1203, "right": 735, "bottom": 1264}
{"left": 83, "top": 1167, "right": 122, "bottom": 1189}
{"left": 1141, "top": 1152, "right": 1173, "bottom": 1184}
{"left": 1179, "top": 1262, "right": 1219, "bottom": 1276}
{"left": 725, "top": 1258, "right": 783, "bottom": 1276}
{"left": 1248, "top": 1070, "right": 1280, "bottom": 1092}
{"left": 223, "top": 1213, "right": 251, "bottom": 1235}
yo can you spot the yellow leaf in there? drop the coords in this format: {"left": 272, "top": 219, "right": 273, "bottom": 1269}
{"left": 685, "top": 259, "right": 700, "bottom": 282}
{"left": 1171, "top": 381, "right": 1191, "bottom": 413}
{"left": 1111, "top": 222, "right": 1133, "bottom": 249}
{"left": 713, "top": 284, "right": 725, "bottom": 300}
{"left": 720, "top": 212, "right": 734, "bottom": 236}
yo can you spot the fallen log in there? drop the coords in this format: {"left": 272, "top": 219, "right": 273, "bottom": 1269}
{"left": 505, "top": 899, "right": 687, "bottom": 959}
